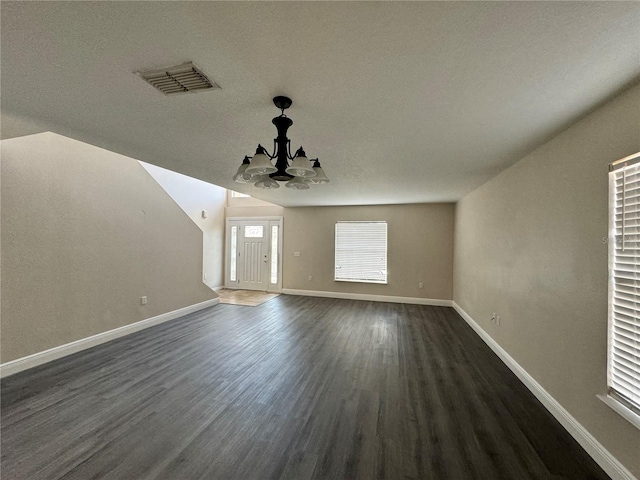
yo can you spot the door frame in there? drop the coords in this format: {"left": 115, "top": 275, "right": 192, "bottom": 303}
{"left": 225, "top": 216, "right": 283, "bottom": 293}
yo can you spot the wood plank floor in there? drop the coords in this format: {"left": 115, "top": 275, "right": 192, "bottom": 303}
{"left": 1, "top": 296, "right": 609, "bottom": 480}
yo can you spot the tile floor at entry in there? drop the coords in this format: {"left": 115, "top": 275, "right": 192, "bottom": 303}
{"left": 216, "top": 289, "right": 280, "bottom": 306}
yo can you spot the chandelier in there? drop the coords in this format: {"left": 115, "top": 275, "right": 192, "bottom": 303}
{"left": 233, "top": 96, "right": 329, "bottom": 190}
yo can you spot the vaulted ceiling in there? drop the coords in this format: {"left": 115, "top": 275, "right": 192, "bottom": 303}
{"left": 2, "top": 2, "right": 639, "bottom": 206}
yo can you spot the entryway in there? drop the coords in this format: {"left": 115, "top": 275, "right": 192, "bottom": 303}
{"left": 216, "top": 289, "right": 280, "bottom": 307}
{"left": 225, "top": 217, "right": 282, "bottom": 293}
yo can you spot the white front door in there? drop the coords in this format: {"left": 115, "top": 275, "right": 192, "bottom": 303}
{"left": 226, "top": 218, "right": 282, "bottom": 292}
{"left": 238, "top": 222, "right": 269, "bottom": 290}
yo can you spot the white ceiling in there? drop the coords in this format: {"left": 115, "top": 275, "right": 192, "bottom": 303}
{"left": 2, "top": 2, "right": 639, "bottom": 207}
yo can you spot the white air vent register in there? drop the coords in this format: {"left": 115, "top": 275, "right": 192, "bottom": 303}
{"left": 136, "top": 62, "right": 220, "bottom": 96}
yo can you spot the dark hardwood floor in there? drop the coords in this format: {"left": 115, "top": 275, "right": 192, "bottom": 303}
{"left": 1, "top": 296, "right": 609, "bottom": 479}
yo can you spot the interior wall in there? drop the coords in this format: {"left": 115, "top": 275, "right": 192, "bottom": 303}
{"left": 226, "top": 192, "right": 284, "bottom": 219}
{"left": 282, "top": 204, "right": 454, "bottom": 300}
{"left": 1, "top": 132, "right": 217, "bottom": 363}
{"left": 226, "top": 206, "right": 284, "bottom": 218}
{"left": 454, "top": 82, "right": 640, "bottom": 476}
{"left": 140, "top": 162, "right": 227, "bottom": 289}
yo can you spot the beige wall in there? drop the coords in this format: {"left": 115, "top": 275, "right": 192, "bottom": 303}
{"left": 283, "top": 204, "right": 454, "bottom": 300}
{"left": 454, "top": 82, "right": 640, "bottom": 475}
{"left": 224, "top": 194, "right": 453, "bottom": 300}
{"left": 1, "top": 132, "right": 217, "bottom": 363}
{"left": 141, "top": 162, "right": 227, "bottom": 289}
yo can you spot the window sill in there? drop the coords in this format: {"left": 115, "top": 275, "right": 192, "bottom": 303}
{"left": 597, "top": 394, "right": 640, "bottom": 431}
{"left": 334, "top": 279, "right": 388, "bottom": 285}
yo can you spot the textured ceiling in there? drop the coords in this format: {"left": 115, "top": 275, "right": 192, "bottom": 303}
{"left": 2, "top": 2, "right": 639, "bottom": 206}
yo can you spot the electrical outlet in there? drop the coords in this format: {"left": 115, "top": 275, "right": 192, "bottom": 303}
{"left": 141, "top": 296, "right": 147, "bottom": 305}
{"left": 203, "top": 274, "right": 207, "bottom": 281}
{"left": 294, "top": 252, "right": 301, "bottom": 257}
{"left": 496, "top": 315, "right": 500, "bottom": 326}
{"left": 418, "top": 282, "right": 424, "bottom": 288}
{"left": 308, "top": 275, "right": 313, "bottom": 281}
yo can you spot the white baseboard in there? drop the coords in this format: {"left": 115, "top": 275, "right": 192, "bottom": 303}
{"left": 282, "top": 288, "right": 452, "bottom": 307}
{"left": 452, "top": 302, "right": 637, "bottom": 480}
{"left": 0, "top": 298, "right": 220, "bottom": 379}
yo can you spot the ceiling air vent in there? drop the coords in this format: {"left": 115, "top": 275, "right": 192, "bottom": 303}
{"left": 136, "top": 62, "right": 220, "bottom": 96}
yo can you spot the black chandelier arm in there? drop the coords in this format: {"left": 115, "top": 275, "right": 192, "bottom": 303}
{"left": 255, "top": 140, "right": 298, "bottom": 160}
{"left": 249, "top": 144, "right": 312, "bottom": 165}
{"left": 287, "top": 140, "right": 294, "bottom": 160}
{"left": 267, "top": 139, "right": 295, "bottom": 161}
{"left": 266, "top": 139, "right": 277, "bottom": 159}
{"left": 255, "top": 143, "right": 275, "bottom": 159}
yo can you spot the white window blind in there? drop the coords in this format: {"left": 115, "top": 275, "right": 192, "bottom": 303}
{"left": 608, "top": 153, "right": 640, "bottom": 416}
{"left": 335, "top": 221, "right": 387, "bottom": 284}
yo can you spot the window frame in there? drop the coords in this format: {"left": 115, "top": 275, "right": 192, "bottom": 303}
{"left": 604, "top": 152, "right": 640, "bottom": 430}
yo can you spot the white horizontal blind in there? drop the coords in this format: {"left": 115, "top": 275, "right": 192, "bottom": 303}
{"left": 335, "top": 221, "right": 387, "bottom": 284}
{"left": 608, "top": 155, "right": 640, "bottom": 416}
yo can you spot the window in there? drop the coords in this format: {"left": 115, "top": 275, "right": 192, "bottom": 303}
{"left": 230, "top": 191, "right": 250, "bottom": 198}
{"left": 335, "top": 221, "right": 387, "bottom": 284}
{"left": 230, "top": 225, "right": 238, "bottom": 282}
{"left": 244, "top": 225, "right": 263, "bottom": 238}
{"left": 607, "top": 152, "right": 640, "bottom": 418}
{"left": 271, "top": 225, "right": 279, "bottom": 284}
